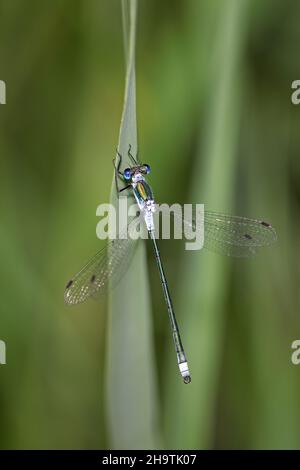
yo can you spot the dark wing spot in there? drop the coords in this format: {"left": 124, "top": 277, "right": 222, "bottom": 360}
{"left": 90, "top": 274, "right": 96, "bottom": 283}
{"left": 261, "top": 221, "right": 271, "bottom": 227}
{"left": 66, "top": 279, "right": 73, "bottom": 289}
{"left": 244, "top": 233, "right": 252, "bottom": 240}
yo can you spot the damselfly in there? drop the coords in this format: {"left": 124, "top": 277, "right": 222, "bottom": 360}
{"left": 64, "top": 146, "right": 277, "bottom": 384}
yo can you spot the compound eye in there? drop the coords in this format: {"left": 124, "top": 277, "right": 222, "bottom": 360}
{"left": 144, "top": 164, "right": 151, "bottom": 174}
{"left": 123, "top": 168, "right": 131, "bottom": 180}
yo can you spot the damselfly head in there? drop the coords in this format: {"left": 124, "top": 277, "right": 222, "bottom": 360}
{"left": 123, "top": 164, "right": 150, "bottom": 181}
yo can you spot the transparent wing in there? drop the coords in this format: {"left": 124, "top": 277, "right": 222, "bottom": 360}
{"left": 181, "top": 210, "right": 277, "bottom": 257}
{"left": 64, "top": 217, "right": 139, "bottom": 305}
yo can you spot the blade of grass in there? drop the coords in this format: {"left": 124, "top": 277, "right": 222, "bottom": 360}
{"left": 105, "top": 0, "right": 161, "bottom": 449}
{"left": 164, "top": 0, "right": 249, "bottom": 449}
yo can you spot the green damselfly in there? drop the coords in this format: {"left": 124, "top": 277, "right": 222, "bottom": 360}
{"left": 64, "top": 146, "right": 277, "bottom": 384}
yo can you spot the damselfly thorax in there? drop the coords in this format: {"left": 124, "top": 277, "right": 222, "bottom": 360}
{"left": 130, "top": 173, "right": 156, "bottom": 232}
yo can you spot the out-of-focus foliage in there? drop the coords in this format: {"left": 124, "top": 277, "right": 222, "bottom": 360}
{"left": 0, "top": 0, "right": 299, "bottom": 449}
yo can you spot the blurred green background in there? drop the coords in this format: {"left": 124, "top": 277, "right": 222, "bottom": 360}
{"left": 0, "top": 0, "right": 300, "bottom": 449}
